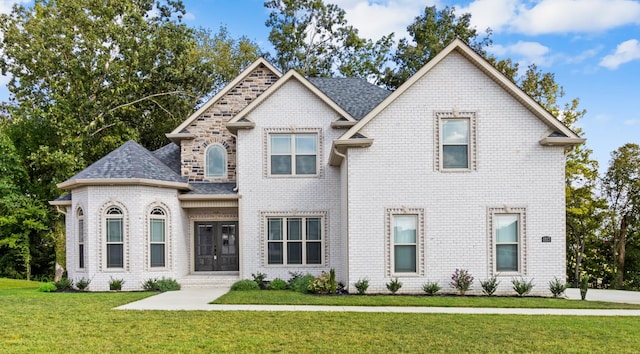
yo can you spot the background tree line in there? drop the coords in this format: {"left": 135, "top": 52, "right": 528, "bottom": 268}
{"left": 0, "top": 0, "right": 638, "bottom": 288}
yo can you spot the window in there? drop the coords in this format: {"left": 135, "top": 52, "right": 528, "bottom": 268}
{"left": 77, "top": 208, "right": 85, "bottom": 269}
{"left": 149, "top": 207, "right": 166, "bottom": 268}
{"left": 269, "top": 133, "right": 318, "bottom": 176}
{"left": 205, "top": 144, "right": 226, "bottom": 178}
{"left": 489, "top": 207, "right": 526, "bottom": 274}
{"left": 386, "top": 208, "right": 424, "bottom": 276}
{"left": 392, "top": 215, "right": 417, "bottom": 273}
{"left": 267, "top": 216, "right": 322, "bottom": 265}
{"left": 435, "top": 112, "right": 476, "bottom": 171}
{"left": 105, "top": 207, "right": 124, "bottom": 268}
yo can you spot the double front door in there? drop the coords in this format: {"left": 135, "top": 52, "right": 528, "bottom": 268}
{"left": 194, "top": 222, "right": 239, "bottom": 271}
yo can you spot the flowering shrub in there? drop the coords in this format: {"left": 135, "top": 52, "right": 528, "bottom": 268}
{"left": 450, "top": 268, "right": 474, "bottom": 295}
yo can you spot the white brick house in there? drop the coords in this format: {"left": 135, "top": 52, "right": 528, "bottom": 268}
{"left": 51, "top": 39, "right": 584, "bottom": 293}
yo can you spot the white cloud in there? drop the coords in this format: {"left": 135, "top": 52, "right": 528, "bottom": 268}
{"left": 599, "top": 39, "right": 640, "bottom": 69}
{"left": 457, "top": 0, "right": 519, "bottom": 33}
{"left": 489, "top": 40, "right": 552, "bottom": 66}
{"left": 182, "top": 12, "right": 195, "bottom": 21}
{"left": 623, "top": 119, "right": 640, "bottom": 126}
{"left": 0, "top": 0, "right": 28, "bottom": 14}
{"left": 331, "top": 0, "right": 433, "bottom": 40}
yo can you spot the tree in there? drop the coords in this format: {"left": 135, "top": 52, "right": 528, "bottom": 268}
{"left": 265, "top": 0, "right": 393, "bottom": 80}
{"left": 0, "top": 0, "right": 260, "bottom": 202}
{"left": 381, "top": 5, "right": 492, "bottom": 89}
{"left": 602, "top": 143, "right": 640, "bottom": 288}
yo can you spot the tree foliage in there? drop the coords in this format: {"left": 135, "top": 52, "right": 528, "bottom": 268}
{"left": 265, "top": 0, "right": 393, "bottom": 81}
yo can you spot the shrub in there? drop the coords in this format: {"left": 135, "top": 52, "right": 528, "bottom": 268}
{"left": 422, "top": 281, "right": 441, "bottom": 295}
{"left": 230, "top": 279, "right": 260, "bottom": 291}
{"left": 252, "top": 272, "right": 267, "bottom": 290}
{"left": 54, "top": 277, "right": 73, "bottom": 291}
{"left": 450, "top": 269, "right": 474, "bottom": 295}
{"left": 143, "top": 277, "right": 181, "bottom": 292}
{"left": 480, "top": 275, "right": 500, "bottom": 296}
{"left": 512, "top": 277, "right": 534, "bottom": 296}
{"left": 269, "top": 278, "right": 287, "bottom": 290}
{"left": 109, "top": 277, "right": 125, "bottom": 291}
{"left": 386, "top": 278, "right": 402, "bottom": 294}
{"left": 579, "top": 275, "right": 589, "bottom": 300}
{"left": 38, "top": 283, "right": 57, "bottom": 293}
{"left": 548, "top": 277, "right": 567, "bottom": 298}
{"left": 75, "top": 277, "right": 91, "bottom": 291}
{"left": 289, "top": 274, "right": 315, "bottom": 293}
{"left": 308, "top": 269, "right": 338, "bottom": 294}
{"left": 354, "top": 277, "right": 369, "bottom": 295}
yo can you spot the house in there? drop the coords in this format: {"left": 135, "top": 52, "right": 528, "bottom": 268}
{"left": 50, "top": 39, "right": 584, "bottom": 293}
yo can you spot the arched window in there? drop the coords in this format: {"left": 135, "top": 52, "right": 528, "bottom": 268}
{"left": 77, "top": 208, "right": 85, "bottom": 269}
{"left": 205, "top": 144, "right": 226, "bottom": 178}
{"left": 149, "top": 207, "right": 166, "bottom": 268}
{"left": 105, "top": 207, "right": 124, "bottom": 268}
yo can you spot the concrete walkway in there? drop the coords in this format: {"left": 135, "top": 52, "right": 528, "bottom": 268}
{"left": 115, "top": 287, "right": 640, "bottom": 316}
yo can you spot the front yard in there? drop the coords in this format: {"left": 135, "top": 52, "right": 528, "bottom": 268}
{"left": 2, "top": 279, "right": 640, "bottom": 352}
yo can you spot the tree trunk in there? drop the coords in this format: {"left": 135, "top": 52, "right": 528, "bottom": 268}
{"left": 575, "top": 240, "right": 585, "bottom": 288}
{"left": 616, "top": 215, "right": 628, "bottom": 288}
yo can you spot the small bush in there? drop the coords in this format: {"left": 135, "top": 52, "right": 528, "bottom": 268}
{"left": 422, "top": 281, "right": 441, "bottom": 295}
{"left": 54, "top": 277, "right": 73, "bottom": 291}
{"left": 38, "top": 283, "right": 57, "bottom": 293}
{"left": 252, "top": 272, "right": 267, "bottom": 290}
{"left": 75, "top": 277, "right": 91, "bottom": 291}
{"left": 450, "top": 269, "right": 474, "bottom": 295}
{"left": 579, "top": 275, "right": 589, "bottom": 300}
{"left": 308, "top": 269, "right": 338, "bottom": 294}
{"left": 548, "top": 277, "right": 567, "bottom": 298}
{"left": 480, "top": 275, "right": 500, "bottom": 296}
{"left": 269, "top": 278, "right": 287, "bottom": 290}
{"left": 109, "top": 277, "right": 125, "bottom": 291}
{"left": 230, "top": 279, "right": 260, "bottom": 291}
{"left": 512, "top": 277, "right": 534, "bottom": 296}
{"left": 386, "top": 278, "right": 403, "bottom": 294}
{"left": 354, "top": 277, "right": 369, "bottom": 295}
{"left": 289, "top": 274, "right": 315, "bottom": 294}
{"left": 143, "top": 277, "right": 181, "bottom": 292}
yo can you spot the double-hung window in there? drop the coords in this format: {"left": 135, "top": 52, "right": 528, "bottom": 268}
{"left": 267, "top": 216, "right": 322, "bottom": 265}
{"left": 436, "top": 112, "right": 476, "bottom": 171}
{"left": 269, "top": 133, "right": 318, "bottom": 176}
{"left": 105, "top": 207, "right": 124, "bottom": 268}
{"left": 392, "top": 215, "right": 418, "bottom": 273}
{"left": 495, "top": 214, "right": 519, "bottom": 272}
{"left": 77, "top": 208, "right": 85, "bottom": 269}
{"left": 149, "top": 207, "right": 166, "bottom": 268}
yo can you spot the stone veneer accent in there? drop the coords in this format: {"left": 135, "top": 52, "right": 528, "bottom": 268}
{"left": 182, "top": 64, "right": 280, "bottom": 182}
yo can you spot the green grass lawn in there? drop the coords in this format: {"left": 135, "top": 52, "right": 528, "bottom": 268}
{"left": 213, "top": 289, "right": 640, "bottom": 309}
{"left": 2, "top": 282, "right": 640, "bottom": 352}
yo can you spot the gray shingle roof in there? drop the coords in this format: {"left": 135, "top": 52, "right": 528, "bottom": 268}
{"left": 64, "top": 140, "right": 185, "bottom": 184}
{"left": 152, "top": 142, "right": 181, "bottom": 175}
{"left": 184, "top": 182, "right": 237, "bottom": 195}
{"left": 308, "top": 77, "right": 391, "bottom": 120}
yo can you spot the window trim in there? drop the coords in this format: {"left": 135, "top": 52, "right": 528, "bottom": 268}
{"left": 105, "top": 206, "right": 125, "bottom": 269}
{"left": 148, "top": 206, "right": 168, "bottom": 269}
{"left": 488, "top": 207, "right": 527, "bottom": 276}
{"left": 386, "top": 208, "right": 424, "bottom": 277}
{"left": 205, "top": 143, "right": 227, "bottom": 178}
{"left": 99, "top": 202, "right": 128, "bottom": 271}
{"left": 264, "top": 128, "right": 323, "bottom": 178}
{"left": 435, "top": 111, "right": 477, "bottom": 172}
{"left": 261, "top": 211, "right": 327, "bottom": 267}
{"left": 76, "top": 207, "right": 85, "bottom": 271}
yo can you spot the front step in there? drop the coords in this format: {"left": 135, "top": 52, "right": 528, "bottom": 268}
{"left": 179, "top": 274, "right": 240, "bottom": 288}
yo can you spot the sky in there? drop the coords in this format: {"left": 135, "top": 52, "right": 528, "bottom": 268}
{"left": 1, "top": 0, "right": 639, "bottom": 172}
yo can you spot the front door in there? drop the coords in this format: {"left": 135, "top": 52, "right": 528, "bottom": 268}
{"left": 194, "top": 222, "right": 239, "bottom": 271}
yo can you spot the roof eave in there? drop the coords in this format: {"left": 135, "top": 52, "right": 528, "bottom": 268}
{"left": 165, "top": 132, "right": 196, "bottom": 143}
{"left": 178, "top": 194, "right": 240, "bottom": 201}
{"left": 57, "top": 178, "right": 192, "bottom": 191}
{"left": 331, "top": 120, "right": 357, "bottom": 128}
{"left": 225, "top": 121, "right": 256, "bottom": 133}
{"left": 329, "top": 138, "right": 374, "bottom": 166}
{"left": 539, "top": 137, "right": 586, "bottom": 147}
{"left": 48, "top": 200, "right": 72, "bottom": 206}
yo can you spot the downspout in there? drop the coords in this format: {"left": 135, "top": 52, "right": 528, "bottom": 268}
{"left": 54, "top": 206, "right": 67, "bottom": 215}
{"left": 333, "top": 145, "right": 349, "bottom": 290}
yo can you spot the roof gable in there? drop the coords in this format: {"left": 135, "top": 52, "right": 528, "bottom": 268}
{"left": 338, "top": 38, "right": 584, "bottom": 145}
{"left": 168, "top": 58, "right": 282, "bottom": 137}
{"left": 58, "top": 140, "right": 188, "bottom": 190}
{"left": 227, "top": 70, "right": 358, "bottom": 128}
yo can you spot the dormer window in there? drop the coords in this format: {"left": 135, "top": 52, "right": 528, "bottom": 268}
{"left": 205, "top": 144, "right": 226, "bottom": 178}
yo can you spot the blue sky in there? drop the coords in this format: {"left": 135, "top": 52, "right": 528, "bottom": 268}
{"left": 1, "top": 0, "right": 639, "bottom": 171}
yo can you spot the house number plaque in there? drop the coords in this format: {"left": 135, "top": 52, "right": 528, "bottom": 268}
{"left": 542, "top": 236, "right": 551, "bottom": 243}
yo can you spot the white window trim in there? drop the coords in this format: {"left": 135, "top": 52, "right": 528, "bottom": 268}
{"left": 147, "top": 204, "right": 170, "bottom": 270}
{"left": 205, "top": 143, "right": 227, "bottom": 179}
{"left": 435, "top": 111, "right": 477, "bottom": 172}
{"left": 76, "top": 207, "right": 86, "bottom": 271}
{"left": 263, "top": 128, "right": 323, "bottom": 178}
{"left": 488, "top": 207, "right": 527, "bottom": 276}
{"left": 98, "top": 202, "right": 128, "bottom": 272}
{"left": 260, "top": 211, "right": 328, "bottom": 267}
{"left": 386, "top": 208, "right": 424, "bottom": 277}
